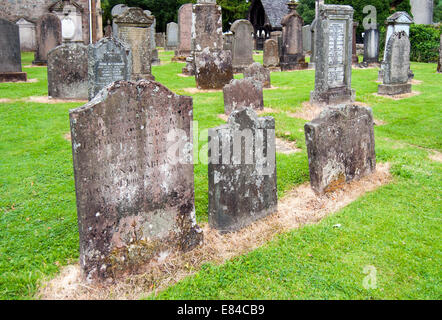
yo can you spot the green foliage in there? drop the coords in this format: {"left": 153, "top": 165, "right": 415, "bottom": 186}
{"left": 217, "top": 0, "right": 250, "bottom": 31}
{"left": 434, "top": 0, "right": 442, "bottom": 23}
{"left": 410, "top": 24, "right": 441, "bottom": 63}
{"left": 297, "top": 0, "right": 316, "bottom": 25}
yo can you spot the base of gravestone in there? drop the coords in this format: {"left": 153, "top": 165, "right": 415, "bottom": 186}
{"left": 32, "top": 59, "right": 47, "bottom": 66}
{"left": 378, "top": 83, "right": 412, "bottom": 96}
{"left": 0, "top": 72, "right": 28, "bottom": 83}
{"left": 310, "top": 88, "right": 356, "bottom": 107}
{"left": 280, "top": 54, "right": 308, "bottom": 71}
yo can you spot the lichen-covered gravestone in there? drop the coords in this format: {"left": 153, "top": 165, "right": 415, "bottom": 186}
{"left": 378, "top": 31, "right": 412, "bottom": 96}
{"left": 48, "top": 43, "right": 88, "bottom": 100}
{"left": 223, "top": 78, "right": 264, "bottom": 115}
{"left": 175, "top": 4, "right": 193, "bottom": 58}
{"left": 195, "top": 48, "right": 233, "bottom": 89}
{"left": 230, "top": 19, "right": 254, "bottom": 72}
{"left": 243, "top": 62, "right": 271, "bottom": 89}
{"left": 144, "top": 10, "right": 160, "bottom": 66}
{"left": 208, "top": 108, "right": 277, "bottom": 233}
{"left": 310, "top": 5, "right": 355, "bottom": 106}
{"left": 263, "top": 39, "right": 280, "bottom": 68}
{"left": 70, "top": 80, "right": 203, "bottom": 282}
{"left": 114, "top": 8, "right": 154, "bottom": 81}
{"left": 33, "top": 13, "right": 62, "bottom": 66}
{"left": 88, "top": 37, "right": 132, "bottom": 100}
{"left": 0, "top": 18, "right": 27, "bottom": 82}
{"left": 192, "top": 1, "right": 223, "bottom": 52}
{"left": 304, "top": 104, "right": 376, "bottom": 195}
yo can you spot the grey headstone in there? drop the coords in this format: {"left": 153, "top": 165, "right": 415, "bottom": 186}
{"left": 48, "top": 43, "right": 88, "bottom": 100}
{"left": 410, "top": 0, "right": 433, "bottom": 25}
{"left": 166, "top": 22, "right": 178, "bottom": 49}
{"left": 0, "top": 18, "right": 27, "bottom": 82}
{"left": 111, "top": 4, "right": 129, "bottom": 36}
{"left": 304, "top": 104, "right": 376, "bottom": 195}
{"left": 263, "top": 39, "right": 280, "bottom": 68}
{"left": 33, "top": 13, "right": 62, "bottom": 65}
{"left": 363, "top": 27, "right": 379, "bottom": 64}
{"left": 230, "top": 19, "right": 254, "bottom": 72}
{"left": 195, "top": 48, "right": 233, "bottom": 89}
{"left": 208, "top": 108, "right": 277, "bottom": 233}
{"left": 302, "top": 24, "right": 311, "bottom": 52}
{"left": 70, "top": 79, "right": 203, "bottom": 282}
{"left": 243, "top": 62, "right": 271, "bottom": 89}
{"left": 223, "top": 78, "right": 264, "bottom": 115}
{"left": 16, "top": 18, "right": 36, "bottom": 52}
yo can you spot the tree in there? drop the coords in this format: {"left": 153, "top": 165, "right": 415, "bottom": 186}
{"left": 217, "top": 0, "right": 250, "bottom": 31}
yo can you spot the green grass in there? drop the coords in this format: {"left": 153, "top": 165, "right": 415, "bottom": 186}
{"left": 0, "top": 51, "right": 441, "bottom": 300}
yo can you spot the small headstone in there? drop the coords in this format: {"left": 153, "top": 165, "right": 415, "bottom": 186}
{"left": 310, "top": 5, "right": 355, "bottom": 106}
{"left": 195, "top": 48, "right": 233, "bottom": 89}
{"left": 16, "top": 18, "right": 36, "bottom": 52}
{"left": 208, "top": 108, "right": 277, "bottom": 233}
{"left": 33, "top": 13, "right": 62, "bottom": 66}
{"left": 223, "top": 78, "right": 264, "bottom": 115}
{"left": 244, "top": 62, "right": 271, "bottom": 89}
{"left": 70, "top": 80, "right": 203, "bottom": 282}
{"left": 263, "top": 39, "right": 280, "bottom": 68}
{"left": 166, "top": 22, "right": 178, "bottom": 50}
{"left": 0, "top": 18, "right": 27, "bottom": 82}
{"left": 114, "top": 8, "right": 154, "bottom": 81}
{"left": 192, "top": 2, "right": 223, "bottom": 52}
{"left": 304, "top": 104, "right": 376, "bottom": 195}
{"left": 302, "top": 24, "right": 311, "bottom": 53}
{"left": 48, "top": 43, "right": 88, "bottom": 99}
{"left": 280, "top": 2, "right": 307, "bottom": 71}
{"left": 378, "top": 31, "right": 412, "bottom": 95}
{"left": 363, "top": 26, "right": 379, "bottom": 65}
{"left": 176, "top": 4, "right": 193, "bottom": 57}
{"left": 230, "top": 19, "right": 254, "bottom": 72}
{"left": 88, "top": 37, "right": 132, "bottom": 100}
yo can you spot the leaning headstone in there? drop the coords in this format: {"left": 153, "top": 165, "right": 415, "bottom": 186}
{"left": 410, "top": 0, "right": 434, "bottom": 25}
{"left": 70, "top": 80, "right": 203, "bottom": 282}
{"left": 114, "top": 8, "right": 154, "bottom": 81}
{"left": 280, "top": 2, "right": 307, "bottom": 71}
{"left": 0, "top": 18, "right": 27, "bottom": 82}
{"left": 310, "top": 4, "right": 355, "bottom": 106}
{"left": 304, "top": 104, "right": 376, "bottom": 195}
{"left": 33, "top": 13, "right": 62, "bottom": 66}
{"left": 378, "top": 31, "right": 412, "bottom": 96}
{"left": 223, "top": 78, "right": 264, "bottom": 115}
{"left": 48, "top": 43, "right": 88, "bottom": 100}
{"left": 230, "top": 19, "right": 254, "bottom": 73}
{"left": 208, "top": 108, "right": 277, "bottom": 233}
{"left": 244, "top": 62, "right": 271, "bottom": 89}
{"left": 88, "top": 37, "right": 132, "bottom": 100}
{"left": 302, "top": 24, "right": 311, "bottom": 53}
{"left": 363, "top": 25, "right": 380, "bottom": 65}
{"left": 16, "top": 18, "right": 36, "bottom": 52}
{"left": 166, "top": 22, "right": 178, "bottom": 50}
{"left": 175, "top": 4, "right": 193, "bottom": 58}
{"left": 263, "top": 39, "right": 280, "bottom": 68}
{"left": 195, "top": 48, "right": 233, "bottom": 89}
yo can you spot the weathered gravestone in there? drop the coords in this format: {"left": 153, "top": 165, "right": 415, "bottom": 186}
{"left": 223, "top": 78, "right": 264, "bottom": 115}
{"left": 88, "top": 37, "right": 132, "bottom": 100}
{"left": 351, "top": 22, "right": 359, "bottom": 64}
{"left": 111, "top": 4, "right": 128, "bottom": 36}
{"left": 114, "top": 8, "right": 154, "bottom": 81}
{"left": 310, "top": 5, "right": 355, "bottom": 106}
{"left": 263, "top": 39, "right": 280, "bottom": 68}
{"left": 208, "top": 108, "right": 277, "bottom": 233}
{"left": 70, "top": 80, "right": 203, "bottom": 282}
{"left": 280, "top": 2, "right": 308, "bottom": 71}
{"left": 175, "top": 4, "right": 193, "bottom": 58}
{"left": 48, "top": 43, "right": 88, "bottom": 99}
{"left": 0, "top": 18, "right": 27, "bottom": 82}
{"left": 16, "top": 18, "right": 36, "bottom": 52}
{"left": 144, "top": 10, "right": 160, "bottom": 66}
{"left": 192, "top": 1, "right": 223, "bottom": 52}
{"left": 195, "top": 48, "right": 233, "bottom": 89}
{"left": 33, "top": 13, "right": 62, "bottom": 66}
{"left": 378, "top": 31, "right": 412, "bottom": 96}
{"left": 155, "top": 32, "right": 165, "bottom": 48}
{"left": 166, "top": 22, "right": 178, "bottom": 50}
{"left": 410, "top": 0, "right": 434, "bottom": 25}
{"left": 230, "top": 19, "right": 254, "bottom": 73}
{"left": 363, "top": 26, "right": 380, "bottom": 65}
{"left": 244, "top": 62, "right": 271, "bottom": 89}
{"left": 438, "top": 34, "right": 442, "bottom": 73}
{"left": 304, "top": 104, "right": 376, "bottom": 195}
{"left": 302, "top": 24, "right": 312, "bottom": 53}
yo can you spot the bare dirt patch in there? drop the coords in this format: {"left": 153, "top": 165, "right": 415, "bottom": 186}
{"left": 177, "top": 73, "right": 192, "bottom": 78}
{"left": 373, "top": 91, "right": 421, "bottom": 100}
{"left": 64, "top": 133, "right": 71, "bottom": 142}
{"left": 275, "top": 138, "right": 301, "bottom": 154}
{"left": 0, "top": 98, "right": 13, "bottom": 103}
{"left": 287, "top": 102, "right": 322, "bottom": 121}
{"left": 38, "top": 163, "right": 391, "bottom": 300}
{"left": 26, "top": 96, "right": 88, "bottom": 104}
{"left": 183, "top": 88, "right": 222, "bottom": 94}
{"left": 428, "top": 150, "right": 442, "bottom": 163}
{"left": 2, "top": 78, "right": 38, "bottom": 84}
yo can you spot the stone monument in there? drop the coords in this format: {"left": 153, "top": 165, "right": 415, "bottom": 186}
{"left": 410, "top": 0, "right": 434, "bottom": 25}
{"left": 223, "top": 78, "right": 264, "bottom": 115}
{"left": 16, "top": 18, "right": 36, "bottom": 52}
{"left": 243, "top": 62, "right": 271, "bottom": 89}
{"left": 194, "top": 48, "right": 233, "bottom": 89}
{"left": 230, "top": 19, "right": 255, "bottom": 73}
{"left": 166, "top": 22, "right": 179, "bottom": 50}
{"left": 0, "top": 18, "right": 27, "bottom": 82}
{"left": 362, "top": 25, "right": 380, "bottom": 65}
{"left": 33, "top": 13, "right": 62, "bottom": 66}
{"left": 175, "top": 4, "right": 193, "bottom": 59}
{"left": 263, "top": 39, "right": 280, "bottom": 68}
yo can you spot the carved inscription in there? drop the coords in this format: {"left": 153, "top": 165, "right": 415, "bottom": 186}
{"left": 328, "top": 21, "right": 346, "bottom": 87}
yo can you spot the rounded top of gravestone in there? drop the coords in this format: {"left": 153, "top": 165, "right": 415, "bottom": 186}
{"left": 230, "top": 19, "right": 254, "bottom": 33}
{"left": 111, "top": 4, "right": 129, "bottom": 17}
{"left": 197, "top": 0, "right": 217, "bottom": 4}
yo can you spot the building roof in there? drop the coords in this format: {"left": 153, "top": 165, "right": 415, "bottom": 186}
{"left": 260, "top": 0, "right": 289, "bottom": 28}
{"left": 386, "top": 11, "right": 414, "bottom": 24}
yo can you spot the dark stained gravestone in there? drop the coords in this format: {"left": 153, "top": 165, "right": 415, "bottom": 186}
{"left": 378, "top": 31, "right": 412, "bottom": 95}
{"left": 88, "top": 37, "right": 132, "bottom": 101}
{"left": 223, "top": 78, "right": 264, "bottom": 115}
{"left": 263, "top": 39, "right": 280, "bottom": 68}
{"left": 195, "top": 48, "right": 233, "bottom": 89}
{"left": 230, "top": 19, "right": 254, "bottom": 73}
{"left": 33, "top": 13, "right": 62, "bottom": 66}
{"left": 304, "top": 104, "right": 376, "bottom": 195}
{"left": 48, "top": 43, "right": 88, "bottom": 99}
{"left": 0, "top": 18, "right": 27, "bottom": 82}
{"left": 351, "top": 22, "right": 359, "bottom": 64}
{"left": 70, "top": 80, "right": 203, "bottom": 282}
{"left": 208, "top": 108, "right": 277, "bottom": 233}
{"left": 243, "top": 62, "right": 271, "bottom": 89}
{"left": 363, "top": 26, "right": 380, "bottom": 65}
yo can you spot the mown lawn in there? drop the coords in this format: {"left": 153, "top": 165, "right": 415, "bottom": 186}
{"left": 0, "top": 51, "right": 440, "bottom": 300}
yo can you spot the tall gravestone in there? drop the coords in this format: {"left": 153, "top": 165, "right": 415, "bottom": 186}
{"left": 351, "top": 22, "right": 359, "bottom": 64}
{"left": 310, "top": 5, "right": 355, "bottom": 106}
{"left": 304, "top": 104, "right": 376, "bottom": 195}
{"left": 166, "top": 22, "right": 179, "bottom": 50}
{"left": 70, "top": 80, "right": 203, "bottom": 282}
{"left": 48, "top": 43, "right": 88, "bottom": 100}
{"left": 310, "top": 0, "right": 325, "bottom": 66}
{"left": 410, "top": 0, "right": 434, "bottom": 25}
{"left": 208, "top": 108, "right": 277, "bottom": 233}
{"left": 263, "top": 39, "right": 280, "bottom": 68}
{"left": 114, "top": 8, "right": 154, "bottom": 81}
{"left": 88, "top": 37, "right": 132, "bottom": 100}
{"left": 302, "top": 25, "right": 311, "bottom": 53}
{"left": 33, "top": 13, "right": 62, "bottom": 66}
{"left": 191, "top": 1, "right": 223, "bottom": 52}
{"left": 378, "top": 31, "right": 412, "bottom": 96}
{"left": 280, "top": 2, "right": 307, "bottom": 71}
{"left": 0, "top": 18, "right": 27, "bottom": 82}
{"left": 175, "top": 4, "right": 193, "bottom": 59}
{"left": 223, "top": 78, "right": 264, "bottom": 115}
{"left": 363, "top": 25, "right": 380, "bottom": 65}
{"left": 230, "top": 19, "right": 254, "bottom": 73}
